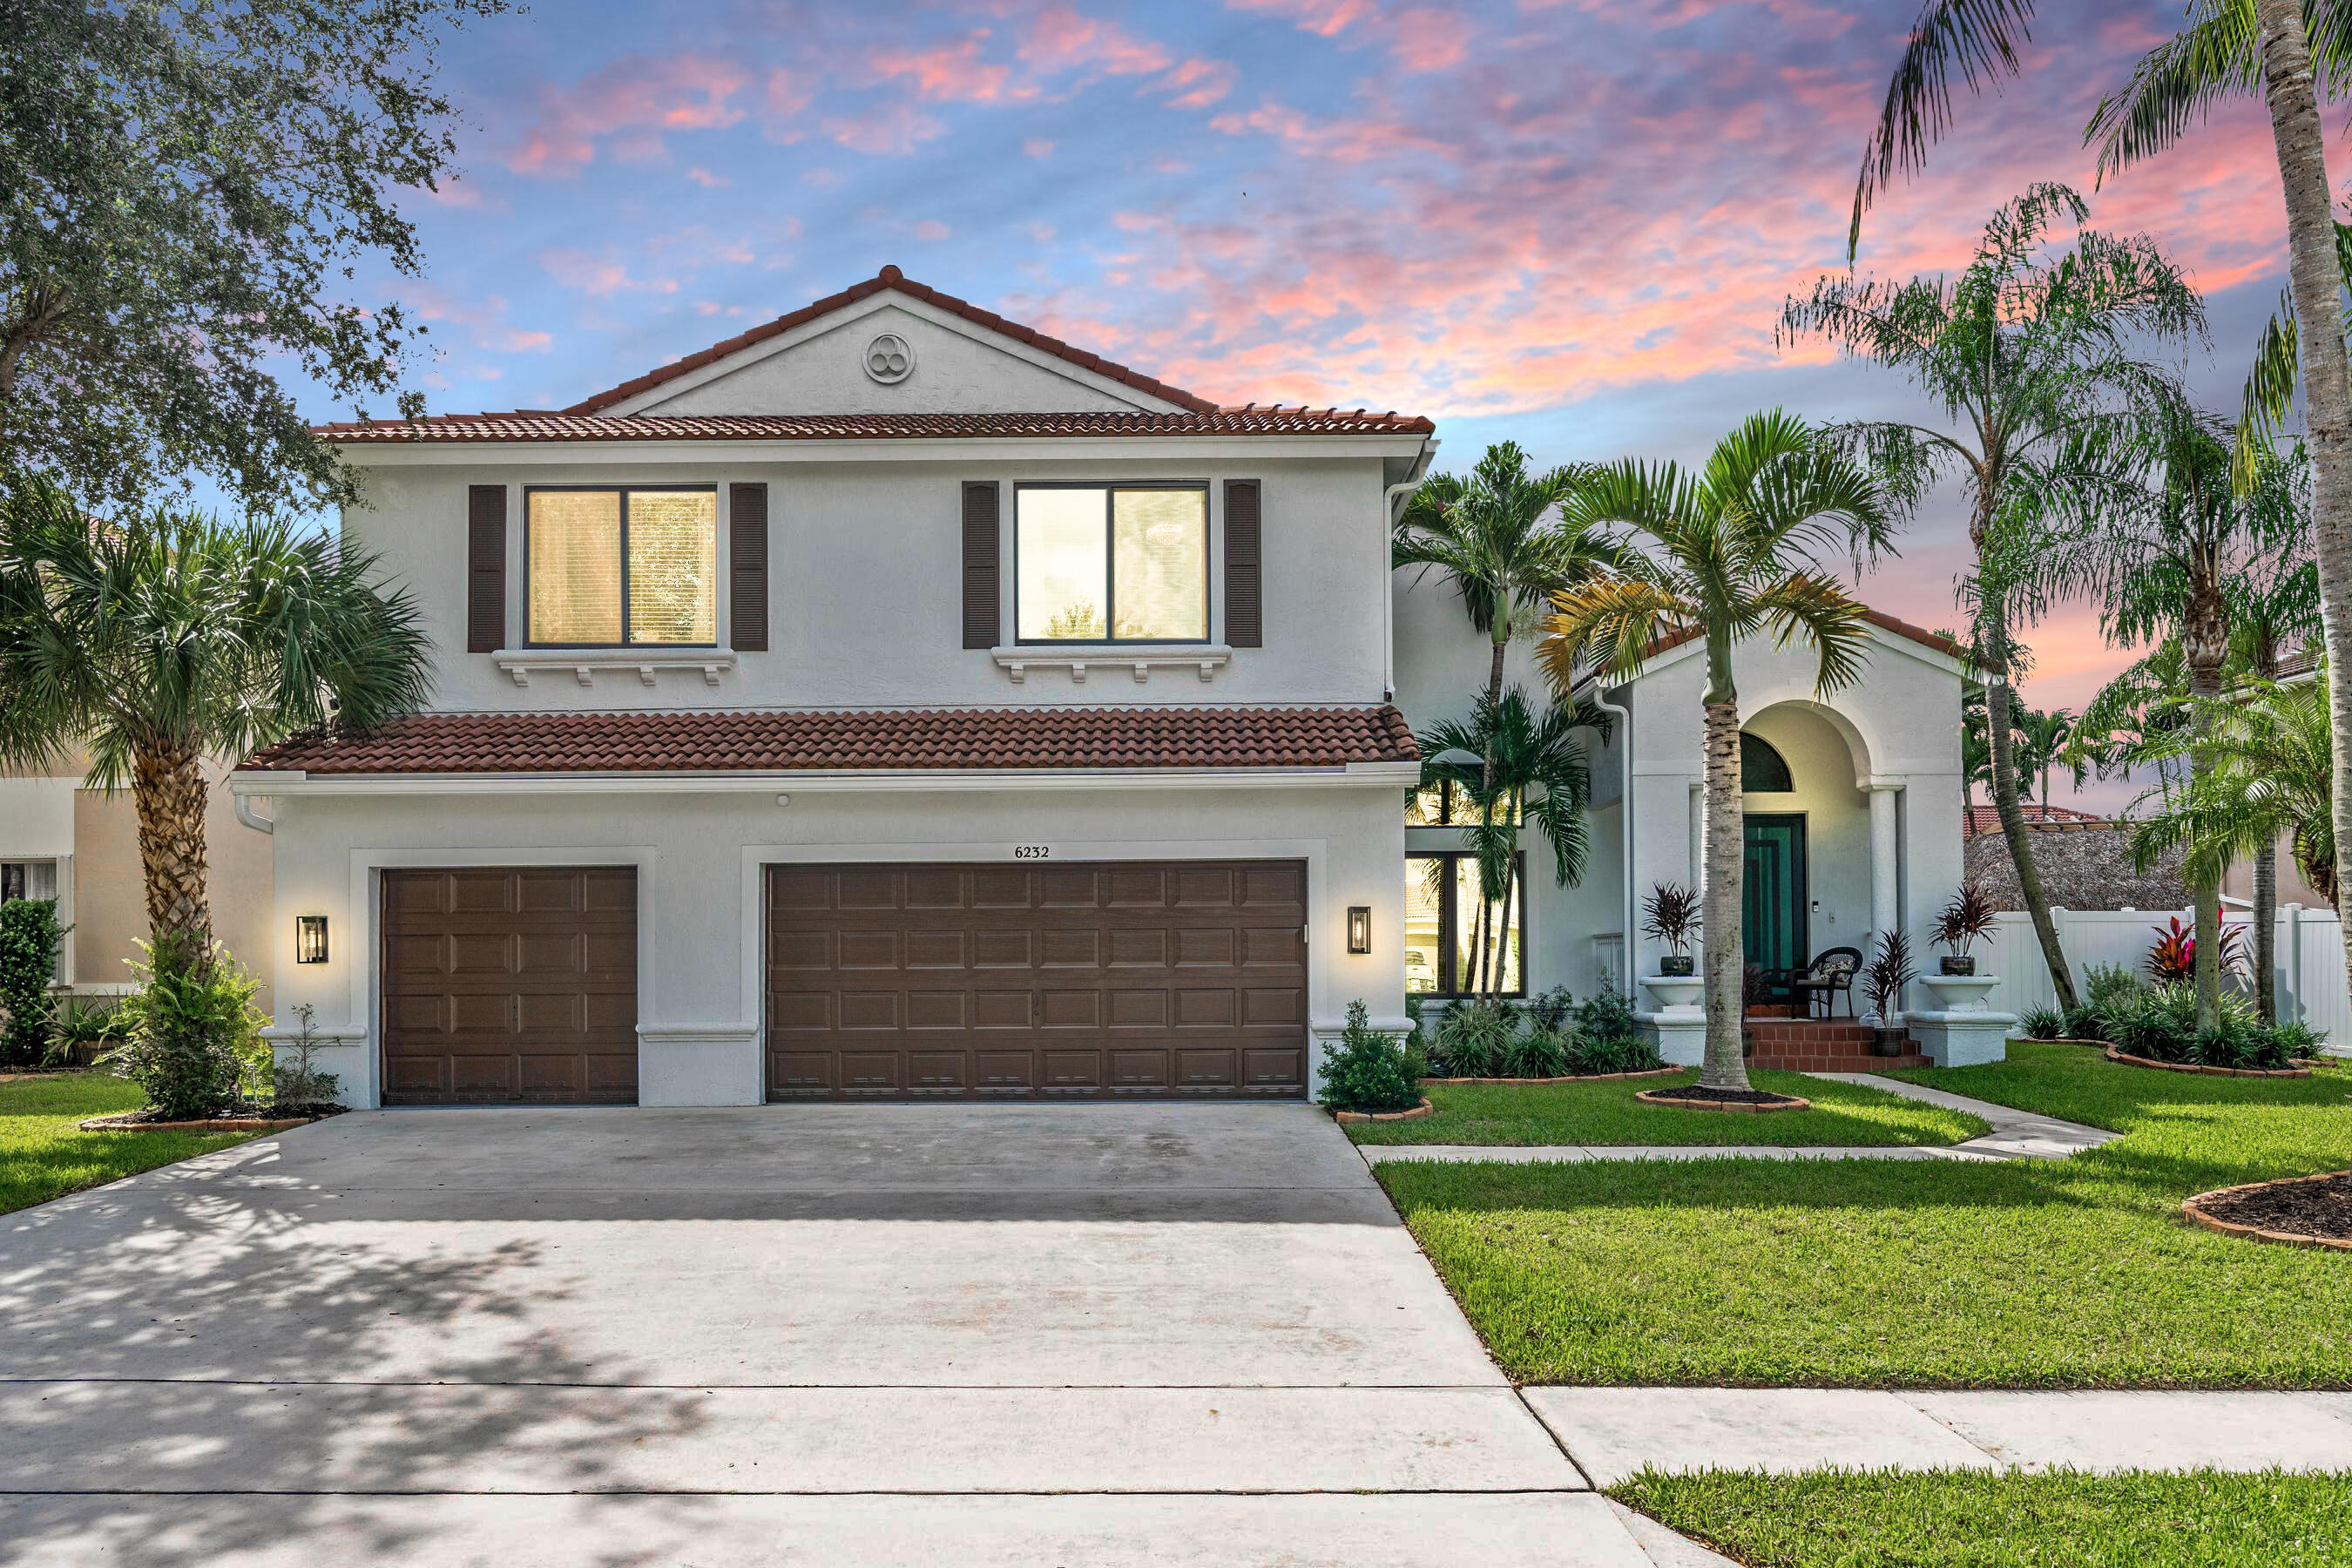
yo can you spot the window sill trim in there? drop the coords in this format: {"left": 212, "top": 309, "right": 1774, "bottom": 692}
{"left": 991, "top": 644, "right": 1233, "bottom": 685}
{"left": 492, "top": 648, "right": 738, "bottom": 688}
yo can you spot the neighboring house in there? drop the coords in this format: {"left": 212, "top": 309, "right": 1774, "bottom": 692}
{"left": 0, "top": 760, "right": 273, "bottom": 1005}
{"left": 1391, "top": 581, "right": 1976, "bottom": 1032}
{"left": 232, "top": 267, "right": 1431, "bottom": 1108}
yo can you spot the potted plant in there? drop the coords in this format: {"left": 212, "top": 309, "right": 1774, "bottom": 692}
{"left": 1930, "top": 880, "right": 1995, "bottom": 976}
{"left": 1860, "top": 929, "right": 1916, "bottom": 1056}
{"left": 1642, "top": 882, "right": 1700, "bottom": 977}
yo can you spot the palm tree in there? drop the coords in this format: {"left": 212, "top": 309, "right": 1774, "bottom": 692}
{"left": 2129, "top": 673, "right": 2337, "bottom": 947}
{"left": 1416, "top": 686, "right": 1607, "bottom": 1000}
{"left": 1960, "top": 679, "right": 2031, "bottom": 817}
{"left": 2045, "top": 412, "right": 2309, "bottom": 1027}
{"left": 1849, "top": 0, "right": 2352, "bottom": 1044}
{"left": 2012, "top": 706, "right": 2081, "bottom": 805}
{"left": 1393, "top": 442, "right": 1617, "bottom": 802}
{"left": 0, "top": 479, "right": 431, "bottom": 958}
{"left": 1782, "top": 185, "right": 2202, "bottom": 1011}
{"left": 1535, "top": 410, "right": 1891, "bottom": 1092}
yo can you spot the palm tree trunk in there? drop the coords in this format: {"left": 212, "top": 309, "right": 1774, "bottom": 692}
{"left": 2254, "top": 0, "right": 2352, "bottom": 1025}
{"left": 1985, "top": 666, "right": 2079, "bottom": 1011}
{"left": 2254, "top": 840, "right": 2279, "bottom": 1024}
{"left": 2186, "top": 651, "right": 2224, "bottom": 1032}
{"left": 1482, "top": 634, "right": 1507, "bottom": 799}
{"left": 131, "top": 735, "right": 214, "bottom": 956}
{"left": 1700, "top": 644, "right": 1750, "bottom": 1092}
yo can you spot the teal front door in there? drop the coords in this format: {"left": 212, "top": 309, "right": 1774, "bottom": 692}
{"left": 1743, "top": 814, "right": 1808, "bottom": 990}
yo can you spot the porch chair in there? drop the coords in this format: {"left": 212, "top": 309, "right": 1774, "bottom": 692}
{"left": 1791, "top": 946, "right": 1862, "bottom": 1020}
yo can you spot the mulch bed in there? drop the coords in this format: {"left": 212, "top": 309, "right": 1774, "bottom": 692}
{"left": 78, "top": 1103, "right": 347, "bottom": 1134}
{"left": 1332, "top": 1097, "right": 1435, "bottom": 1125}
{"left": 2104, "top": 1047, "right": 2312, "bottom": 1080}
{"left": 1423, "top": 1066, "right": 1681, "bottom": 1086}
{"left": 1634, "top": 1085, "right": 1811, "bottom": 1114}
{"left": 2184, "top": 1171, "right": 2352, "bottom": 1252}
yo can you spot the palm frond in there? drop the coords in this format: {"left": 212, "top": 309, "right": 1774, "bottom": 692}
{"left": 1851, "top": 0, "right": 2039, "bottom": 257}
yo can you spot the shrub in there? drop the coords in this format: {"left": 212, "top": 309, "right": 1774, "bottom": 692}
{"left": 2146, "top": 916, "right": 2250, "bottom": 985}
{"left": 104, "top": 932, "right": 267, "bottom": 1120}
{"left": 2060, "top": 1004, "right": 2108, "bottom": 1043}
{"left": 1930, "top": 879, "right": 1997, "bottom": 963}
{"left": 270, "top": 1003, "right": 342, "bottom": 1109}
{"left": 1500, "top": 1030, "right": 1571, "bottom": 1079}
{"left": 2017, "top": 1004, "right": 2066, "bottom": 1040}
{"left": 1573, "top": 988, "right": 1640, "bottom": 1046}
{"left": 44, "top": 996, "right": 131, "bottom": 1067}
{"left": 1524, "top": 984, "right": 1578, "bottom": 1036}
{"left": 2272, "top": 1019, "right": 2327, "bottom": 1061}
{"left": 1431, "top": 998, "right": 1517, "bottom": 1078}
{"left": 1316, "top": 1000, "right": 1424, "bottom": 1113}
{"left": 2083, "top": 963, "right": 2143, "bottom": 1009}
{"left": 0, "top": 897, "right": 65, "bottom": 1068}
{"left": 1567, "top": 1030, "right": 1663, "bottom": 1076}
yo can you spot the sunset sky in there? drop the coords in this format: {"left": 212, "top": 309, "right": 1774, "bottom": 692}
{"left": 335, "top": 0, "right": 2296, "bottom": 810}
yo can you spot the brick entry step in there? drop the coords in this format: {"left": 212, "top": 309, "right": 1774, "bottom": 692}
{"left": 1743, "top": 1017, "right": 1930, "bottom": 1073}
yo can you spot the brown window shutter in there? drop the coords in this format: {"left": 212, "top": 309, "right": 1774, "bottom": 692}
{"left": 466, "top": 484, "right": 506, "bottom": 653}
{"left": 1224, "top": 479, "right": 1262, "bottom": 648}
{"left": 961, "top": 481, "right": 1001, "bottom": 649}
{"left": 730, "top": 482, "right": 769, "bottom": 652}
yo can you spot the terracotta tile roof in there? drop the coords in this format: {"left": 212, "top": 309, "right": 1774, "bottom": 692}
{"left": 1965, "top": 803, "right": 2108, "bottom": 837}
{"left": 309, "top": 407, "right": 1435, "bottom": 444}
{"left": 569, "top": 265, "right": 1220, "bottom": 416}
{"left": 240, "top": 706, "right": 1420, "bottom": 776}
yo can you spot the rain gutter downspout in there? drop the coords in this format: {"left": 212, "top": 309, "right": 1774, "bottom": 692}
{"left": 233, "top": 794, "right": 274, "bottom": 835}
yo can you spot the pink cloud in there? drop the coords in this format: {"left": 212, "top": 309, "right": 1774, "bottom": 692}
{"left": 1387, "top": 8, "right": 1465, "bottom": 71}
{"left": 685, "top": 166, "right": 729, "bottom": 187}
{"left": 1019, "top": 3, "right": 1171, "bottom": 76}
{"left": 823, "top": 101, "right": 947, "bottom": 155}
{"left": 1227, "top": 0, "right": 1378, "bottom": 37}
{"left": 870, "top": 32, "right": 1013, "bottom": 103}
{"left": 913, "top": 219, "right": 954, "bottom": 241}
{"left": 501, "top": 53, "right": 750, "bottom": 177}
{"left": 538, "top": 249, "right": 681, "bottom": 298}
{"left": 1153, "top": 57, "right": 1238, "bottom": 110}
{"left": 1024, "top": 136, "right": 1057, "bottom": 158}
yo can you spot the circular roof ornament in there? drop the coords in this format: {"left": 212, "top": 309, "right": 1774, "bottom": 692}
{"left": 863, "top": 332, "right": 915, "bottom": 384}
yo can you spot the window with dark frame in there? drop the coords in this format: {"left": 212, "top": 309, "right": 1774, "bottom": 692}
{"left": 1407, "top": 781, "right": 1524, "bottom": 827}
{"left": 1403, "top": 850, "right": 1526, "bottom": 998}
{"left": 525, "top": 486, "right": 719, "bottom": 647}
{"left": 1014, "top": 483, "right": 1208, "bottom": 643}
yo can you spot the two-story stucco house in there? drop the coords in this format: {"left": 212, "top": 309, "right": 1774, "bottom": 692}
{"left": 233, "top": 267, "right": 1431, "bottom": 1108}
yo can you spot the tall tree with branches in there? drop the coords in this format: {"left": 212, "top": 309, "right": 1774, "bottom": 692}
{"left": 1415, "top": 687, "right": 1608, "bottom": 1000}
{"left": 1848, "top": 0, "right": 2352, "bottom": 1052}
{"left": 0, "top": 480, "right": 432, "bottom": 959}
{"left": 2046, "top": 412, "right": 2310, "bottom": 1026}
{"left": 1537, "top": 410, "right": 1892, "bottom": 1092}
{"left": 1782, "top": 185, "right": 2203, "bottom": 1010}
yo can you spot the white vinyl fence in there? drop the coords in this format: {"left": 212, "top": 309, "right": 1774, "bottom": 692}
{"left": 1977, "top": 905, "right": 2352, "bottom": 1052}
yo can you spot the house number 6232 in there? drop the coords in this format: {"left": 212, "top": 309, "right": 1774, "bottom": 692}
{"left": 1012, "top": 845, "right": 1051, "bottom": 859}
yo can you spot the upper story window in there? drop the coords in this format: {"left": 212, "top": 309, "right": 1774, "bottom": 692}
{"left": 1015, "top": 484, "right": 1207, "bottom": 644}
{"left": 1408, "top": 781, "right": 1523, "bottom": 827}
{"left": 526, "top": 487, "right": 718, "bottom": 647}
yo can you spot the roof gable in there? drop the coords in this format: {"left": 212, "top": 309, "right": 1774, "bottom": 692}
{"left": 573, "top": 266, "right": 1215, "bottom": 419}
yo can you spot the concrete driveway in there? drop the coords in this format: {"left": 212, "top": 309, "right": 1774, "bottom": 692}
{"left": 0, "top": 1104, "right": 1673, "bottom": 1565}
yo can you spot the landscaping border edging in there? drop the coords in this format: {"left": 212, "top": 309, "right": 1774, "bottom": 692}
{"left": 78, "top": 1112, "right": 311, "bottom": 1133}
{"left": 2103, "top": 1047, "right": 2311, "bottom": 1080}
{"left": 1332, "top": 1098, "right": 1435, "bottom": 1126}
{"left": 1422, "top": 1066, "right": 1681, "bottom": 1086}
{"left": 2182, "top": 1170, "right": 2352, "bottom": 1253}
{"left": 1632, "top": 1089, "right": 1811, "bottom": 1114}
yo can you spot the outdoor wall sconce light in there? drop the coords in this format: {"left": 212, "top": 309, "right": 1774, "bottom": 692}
{"left": 1347, "top": 906, "right": 1372, "bottom": 955}
{"left": 294, "top": 915, "right": 329, "bottom": 965}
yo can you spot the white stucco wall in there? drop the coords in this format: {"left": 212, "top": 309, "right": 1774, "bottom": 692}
{"left": 349, "top": 453, "right": 1401, "bottom": 713}
{"left": 260, "top": 781, "right": 1408, "bottom": 1108}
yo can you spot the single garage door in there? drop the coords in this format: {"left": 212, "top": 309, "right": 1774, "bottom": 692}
{"left": 765, "top": 860, "right": 1308, "bottom": 1100}
{"left": 382, "top": 867, "right": 639, "bottom": 1105}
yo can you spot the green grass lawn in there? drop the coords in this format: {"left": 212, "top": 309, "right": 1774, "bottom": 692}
{"left": 1612, "top": 1468, "right": 2352, "bottom": 1568}
{"left": 0, "top": 1073, "right": 260, "bottom": 1216}
{"left": 1375, "top": 1043, "right": 2352, "bottom": 1388}
{"left": 1348, "top": 1071, "right": 1986, "bottom": 1147}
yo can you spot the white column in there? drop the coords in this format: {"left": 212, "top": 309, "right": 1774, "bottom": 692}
{"left": 1867, "top": 782, "right": 1902, "bottom": 947}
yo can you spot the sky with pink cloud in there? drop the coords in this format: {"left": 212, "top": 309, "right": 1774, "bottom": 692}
{"left": 309, "top": 0, "right": 2301, "bottom": 811}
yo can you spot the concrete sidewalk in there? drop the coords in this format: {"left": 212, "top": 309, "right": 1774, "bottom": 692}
{"left": 1360, "top": 1071, "right": 2119, "bottom": 1166}
{"left": 1526, "top": 1388, "right": 2352, "bottom": 1486}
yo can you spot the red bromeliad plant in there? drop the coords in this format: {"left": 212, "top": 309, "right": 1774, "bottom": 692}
{"left": 2146, "top": 916, "right": 2249, "bottom": 985}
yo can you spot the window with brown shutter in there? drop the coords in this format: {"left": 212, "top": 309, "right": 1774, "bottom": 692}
{"left": 962, "top": 481, "right": 1001, "bottom": 649}
{"left": 1224, "top": 478, "right": 1261, "bottom": 648}
{"left": 466, "top": 484, "right": 507, "bottom": 653}
{"left": 730, "top": 482, "right": 768, "bottom": 652}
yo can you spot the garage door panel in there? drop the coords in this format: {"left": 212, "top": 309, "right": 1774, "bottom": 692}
{"left": 764, "top": 860, "right": 1305, "bottom": 1101}
{"left": 382, "top": 867, "right": 638, "bottom": 1106}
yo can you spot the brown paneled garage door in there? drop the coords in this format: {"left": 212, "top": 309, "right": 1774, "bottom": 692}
{"left": 382, "top": 867, "right": 639, "bottom": 1105}
{"left": 765, "top": 861, "right": 1308, "bottom": 1099}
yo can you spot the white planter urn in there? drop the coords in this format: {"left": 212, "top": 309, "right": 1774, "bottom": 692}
{"left": 1918, "top": 974, "right": 2002, "bottom": 1015}
{"left": 1638, "top": 975, "right": 1705, "bottom": 1016}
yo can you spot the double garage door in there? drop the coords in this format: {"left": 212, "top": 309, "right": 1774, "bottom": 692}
{"left": 380, "top": 859, "right": 1308, "bottom": 1105}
